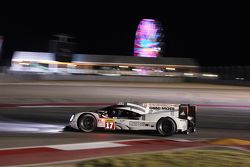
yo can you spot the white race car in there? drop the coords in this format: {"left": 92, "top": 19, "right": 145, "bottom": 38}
{"left": 69, "top": 102, "right": 196, "bottom": 136}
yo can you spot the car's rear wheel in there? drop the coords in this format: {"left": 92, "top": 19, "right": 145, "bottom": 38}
{"left": 78, "top": 114, "right": 97, "bottom": 132}
{"left": 185, "top": 120, "right": 195, "bottom": 134}
{"left": 157, "top": 117, "right": 176, "bottom": 136}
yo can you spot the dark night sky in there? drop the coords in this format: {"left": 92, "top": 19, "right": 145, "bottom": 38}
{"left": 0, "top": 1, "right": 250, "bottom": 66}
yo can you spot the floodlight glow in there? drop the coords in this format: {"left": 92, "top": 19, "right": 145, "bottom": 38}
{"left": 165, "top": 67, "right": 176, "bottom": 71}
{"left": 184, "top": 73, "right": 194, "bottom": 76}
{"left": 119, "top": 66, "right": 129, "bottom": 68}
{"left": 202, "top": 74, "right": 218, "bottom": 77}
{"left": 132, "top": 68, "right": 143, "bottom": 72}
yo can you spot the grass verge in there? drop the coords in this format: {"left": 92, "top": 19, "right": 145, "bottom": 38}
{"left": 76, "top": 147, "right": 250, "bottom": 167}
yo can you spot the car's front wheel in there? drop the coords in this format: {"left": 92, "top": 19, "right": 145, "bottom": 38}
{"left": 78, "top": 114, "right": 97, "bottom": 132}
{"left": 156, "top": 117, "right": 176, "bottom": 136}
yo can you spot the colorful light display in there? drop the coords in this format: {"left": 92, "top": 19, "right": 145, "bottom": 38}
{"left": 134, "top": 19, "right": 163, "bottom": 58}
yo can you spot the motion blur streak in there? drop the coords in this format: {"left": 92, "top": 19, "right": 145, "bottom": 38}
{"left": 0, "top": 122, "right": 64, "bottom": 133}
{"left": 197, "top": 104, "right": 250, "bottom": 109}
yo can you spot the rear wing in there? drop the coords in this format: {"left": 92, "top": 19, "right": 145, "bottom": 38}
{"left": 179, "top": 104, "right": 197, "bottom": 124}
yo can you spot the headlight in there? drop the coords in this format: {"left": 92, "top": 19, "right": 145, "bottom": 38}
{"left": 70, "top": 114, "right": 75, "bottom": 122}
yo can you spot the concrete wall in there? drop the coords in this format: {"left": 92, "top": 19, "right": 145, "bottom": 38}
{"left": 0, "top": 73, "right": 186, "bottom": 83}
{"left": 1, "top": 72, "right": 250, "bottom": 86}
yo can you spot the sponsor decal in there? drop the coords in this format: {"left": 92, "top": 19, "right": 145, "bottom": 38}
{"left": 104, "top": 119, "right": 115, "bottom": 130}
{"left": 149, "top": 106, "right": 175, "bottom": 110}
{"left": 144, "top": 103, "right": 178, "bottom": 113}
{"left": 129, "top": 121, "right": 145, "bottom": 126}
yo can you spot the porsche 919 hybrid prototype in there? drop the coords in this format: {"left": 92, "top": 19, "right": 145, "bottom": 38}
{"left": 69, "top": 102, "right": 196, "bottom": 136}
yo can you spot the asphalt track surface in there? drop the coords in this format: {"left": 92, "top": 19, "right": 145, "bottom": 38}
{"left": 0, "top": 81, "right": 250, "bottom": 166}
{"left": 0, "top": 81, "right": 250, "bottom": 149}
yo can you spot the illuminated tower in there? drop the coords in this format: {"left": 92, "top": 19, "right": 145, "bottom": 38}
{"left": 134, "top": 19, "right": 164, "bottom": 58}
{"left": 0, "top": 36, "right": 3, "bottom": 60}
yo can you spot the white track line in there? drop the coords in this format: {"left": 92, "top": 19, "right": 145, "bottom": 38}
{"left": 0, "top": 138, "right": 152, "bottom": 151}
{"left": 49, "top": 141, "right": 128, "bottom": 151}
{"left": 0, "top": 138, "right": 196, "bottom": 151}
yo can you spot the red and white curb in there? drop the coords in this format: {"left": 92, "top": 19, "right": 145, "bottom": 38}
{"left": 0, "top": 139, "right": 205, "bottom": 167}
{"left": 0, "top": 138, "right": 249, "bottom": 167}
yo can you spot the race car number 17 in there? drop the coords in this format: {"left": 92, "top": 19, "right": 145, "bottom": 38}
{"left": 105, "top": 119, "right": 115, "bottom": 130}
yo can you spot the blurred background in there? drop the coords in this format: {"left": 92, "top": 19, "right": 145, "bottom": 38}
{"left": 0, "top": 2, "right": 250, "bottom": 84}
{"left": 0, "top": 1, "right": 250, "bottom": 167}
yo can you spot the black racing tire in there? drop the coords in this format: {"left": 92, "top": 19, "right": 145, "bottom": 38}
{"left": 184, "top": 128, "right": 191, "bottom": 135}
{"left": 156, "top": 117, "right": 177, "bottom": 136}
{"left": 77, "top": 114, "right": 97, "bottom": 132}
